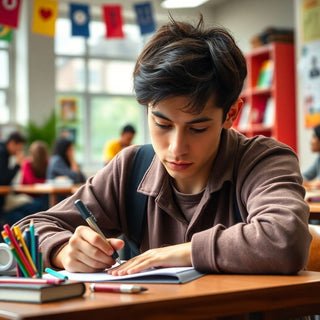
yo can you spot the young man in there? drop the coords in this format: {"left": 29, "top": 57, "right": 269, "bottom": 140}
{"left": 102, "top": 124, "right": 136, "bottom": 165}
{"left": 16, "top": 16, "right": 311, "bottom": 275}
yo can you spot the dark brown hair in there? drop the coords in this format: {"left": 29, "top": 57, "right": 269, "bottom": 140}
{"left": 133, "top": 15, "right": 247, "bottom": 120}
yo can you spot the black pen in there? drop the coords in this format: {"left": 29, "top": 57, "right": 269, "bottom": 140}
{"left": 74, "top": 199, "right": 121, "bottom": 264}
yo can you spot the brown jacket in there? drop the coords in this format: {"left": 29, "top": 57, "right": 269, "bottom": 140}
{"left": 16, "top": 129, "right": 311, "bottom": 274}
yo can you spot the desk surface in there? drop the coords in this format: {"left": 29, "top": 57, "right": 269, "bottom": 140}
{"left": 1, "top": 271, "right": 320, "bottom": 320}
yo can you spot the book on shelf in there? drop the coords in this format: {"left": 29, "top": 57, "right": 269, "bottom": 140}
{"left": 238, "top": 102, "right": 250, "bottom": 130}
{"left": 257, "top": 59, "right": 274, "bottom": 88}
{"left": 0, "top": 280, "right": 86, "bottom": 303}
{"left": 44, "top": 266, "right": 205, "bottom": 284}
{"left": 263, "top": 97, "right": 274, "bottom": 126}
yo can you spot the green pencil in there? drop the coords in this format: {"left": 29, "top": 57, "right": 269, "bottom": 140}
{"left": 8, "top": 242, "right": 29, "bottom": 278}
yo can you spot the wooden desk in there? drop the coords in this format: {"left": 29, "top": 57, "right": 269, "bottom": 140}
{"left": 1, "top": 271, "right": 320, "bottom": 320}
{"left": 0, "top": 186, "right": 11, "bottom": 195}
{"left": 308, "top": 201, "right": 320, "bottom": 220}
{"left": 12, "top": 184, "right": 74, "bottom": 207}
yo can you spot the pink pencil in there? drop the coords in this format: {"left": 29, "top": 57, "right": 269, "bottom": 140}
{"left": 0, "top": 278, "right": 65, "bottom": 285}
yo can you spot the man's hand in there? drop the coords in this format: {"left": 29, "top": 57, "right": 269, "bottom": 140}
{"left": 52, "top": 226, "right": 124, "bottom": 272}
{"left": 109, "top": 242, "right": 192, "bottom": 276}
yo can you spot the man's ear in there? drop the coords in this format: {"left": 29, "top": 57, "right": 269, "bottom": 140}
{"left": 223, "top": 98, "right": 243, "bottom": 129}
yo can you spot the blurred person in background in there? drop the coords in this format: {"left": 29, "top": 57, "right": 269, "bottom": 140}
{"left": 47, "top": 137, "right": 86, "bottom": 184}
{"left": 303, "top": 124, "right": 320, "bottom": 189}
{"left": 103, "top": 124, "right": 136, "bottom": 165}
{"left": 0, "top": 131, "right": 42, "bottom": 226}
{"left": 21, "top": 140, "right": 49, "bottom": 185}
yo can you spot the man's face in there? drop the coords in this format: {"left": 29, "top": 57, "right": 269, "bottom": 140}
{"left": 121, "top": 132, "right": 135, "bottom": 147}
{"left": 148, "top": 95, "right": 239, "bottom": 194}
{"left": 311, "top": 133, "right": 320, "bottom": 152}
{"left": 7, "top": 141, "right": 24, "bottom": 156}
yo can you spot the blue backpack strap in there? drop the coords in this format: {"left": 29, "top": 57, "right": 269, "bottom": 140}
{"left": 124, "top": 144, "right": 155, "bottom": 258}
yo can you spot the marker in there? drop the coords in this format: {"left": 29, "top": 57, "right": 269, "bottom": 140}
{"left": 45, "top": 267, "right": 69, "bottom": 280}
{"left": 0, "top": 277, "right": 65, "bottom": 285}
{"left": 74, "top": 199, "right": 121, "bottom": 264}
{"left": 89, "top": 283, "right": 148, "bottom": 293}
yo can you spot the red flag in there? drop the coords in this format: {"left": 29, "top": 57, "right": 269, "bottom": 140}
{"left": 103, "top": 5, "right": 124, "bottom": 38}
{"left": 0, "top": 0, "right": 22, "bottom": 28}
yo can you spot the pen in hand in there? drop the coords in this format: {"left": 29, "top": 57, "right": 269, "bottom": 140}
{"left": 74, "top": 199, "right": 121, "bottom": 264}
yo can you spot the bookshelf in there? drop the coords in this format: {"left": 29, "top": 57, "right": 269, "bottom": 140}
{"left": 233, "top": 43, "right": 297, "bottom": 152}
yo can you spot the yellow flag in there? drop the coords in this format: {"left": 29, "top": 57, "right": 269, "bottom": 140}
{"left": 32, "top": 0, "right": 57, "bottom": 37}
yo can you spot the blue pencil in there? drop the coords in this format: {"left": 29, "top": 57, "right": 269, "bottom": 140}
{"left": 45, "top": 267, "right": 68, "bottom": 280}
{"left": 29, "top": 219, "right": 36, "bottom": 266}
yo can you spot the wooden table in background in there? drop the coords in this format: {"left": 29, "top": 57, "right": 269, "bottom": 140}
{"left": 1, "top": 271, "right": 320, "bottom": 319}
{"left": 12, "top": 184, "right": 74, "bottom": 207}
{"left": 0, "top": 186, "right": 11, "bottom": 195}
{"left": 309, "top": 201, "right": 320, "bottom": 220}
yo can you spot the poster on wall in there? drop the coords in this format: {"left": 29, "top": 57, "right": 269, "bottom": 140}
{"left": 299, "top": 41, "right": 320, "bottom": 127}
{"left": 300, "top": 0, "right": 320, "bottom": 128}
{"left": 60, "top": 98, "right": 77, "bottom": 122}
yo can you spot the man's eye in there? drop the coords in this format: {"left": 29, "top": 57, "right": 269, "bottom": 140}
{"left": 154, "top": 122, "right": 171, "bottom": 129}
{"left": 190, "top": 127, "right": 207, "bottom": 133}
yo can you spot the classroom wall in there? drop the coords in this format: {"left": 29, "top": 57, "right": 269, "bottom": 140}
{"left": 15, "top": 0, "right": 311, "bottom": 171}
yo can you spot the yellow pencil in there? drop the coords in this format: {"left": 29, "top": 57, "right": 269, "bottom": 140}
{"left": 13, "top": 226, "right": 38, "bottom": 275}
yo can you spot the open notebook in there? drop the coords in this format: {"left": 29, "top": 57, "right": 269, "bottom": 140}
{"left": 44, "top": 266, "right": 205, "bottom": 284}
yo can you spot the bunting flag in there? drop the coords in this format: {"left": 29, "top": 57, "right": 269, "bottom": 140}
{"left": 103, "top": 5, "right": 124, "bottom": 38}
{"left": 0, "top": 0, "right": 22, "bottom": 28}
{"left": 70, "top": 3, "right": 90, "bottom": 37}
{"left": 134, "top": 2, "right": 156, "bottom": 35}
{"left": 0, "top": 25, "right": 13, "bottom": 42}
{"left": 32, "top": 0, "right": 58, "bottom": 37}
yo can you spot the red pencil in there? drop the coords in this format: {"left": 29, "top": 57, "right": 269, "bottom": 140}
{"left": 0, "top": 278, "right": 65, "bottom": 285}
{"left": 89, "top": 283, "right": 148, "bottom": 293}
{"left": 3, "top": 224, "right": 36, "bottom": 278}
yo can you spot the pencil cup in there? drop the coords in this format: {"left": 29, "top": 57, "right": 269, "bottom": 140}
{"left": 0, "top": 243, "right": 16, "bottom": 274}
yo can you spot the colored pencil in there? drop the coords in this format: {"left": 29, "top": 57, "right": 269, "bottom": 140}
{"left": 13, "top": 226, "right": 38, "bottom": 275}
{"left": 29, "top": 219, "right": 36, "bottom": 267}
{"left": 2, "top": 225, "right": 35, "bottom": 278}
{"left": 1, "top": 234, "right": 29, "bottom": 278}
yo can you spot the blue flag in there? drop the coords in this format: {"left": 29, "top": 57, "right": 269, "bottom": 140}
{"left": 70, "top": 3, "right": 90, "bottom": 37}
{"left": 134, "top": 2, "right": 156, "bottom": 35}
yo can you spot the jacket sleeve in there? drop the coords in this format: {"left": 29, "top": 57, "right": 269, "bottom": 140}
{"left": 191, "top": 142, "right": 311, "bottom": 274}
{"left": 14, "top": 146, "right": 137, "bottom": 269}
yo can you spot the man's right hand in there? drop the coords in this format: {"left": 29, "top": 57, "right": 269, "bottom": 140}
{"left": 52, "top": 226, "right": 124, "bottom": 272}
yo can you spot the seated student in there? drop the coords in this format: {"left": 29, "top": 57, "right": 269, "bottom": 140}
{"left": 20, "top": 140, "right": 49, "bottom": 210}
{"left": 102, "top": 124, "right": 136, "bottom": 165}
{"left": 303, "top": 124, "right": 320, "bottom": 189}
{"left": 21, "top": 140, "right": 49, "bottom": 185}
{"left": 16, "top": 16, "right": 310, "bottom": 276}
{"left": 46, "top": 137, "right": 86, "bottom": 184}
{"left": 0, "top": 132, "right": 43, "bottom": 226}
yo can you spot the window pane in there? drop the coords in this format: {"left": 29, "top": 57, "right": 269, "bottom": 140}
{"left": 56, "top": 57, "right": 85, "bottom": 91}
{"left": 0, "top": 51, "right": 9, "bottom": 87}
{"left": 0, "top": 91, "right": 9, "bottom": 123}
{"left": 89, "top": 60, "right": 134, "bottom": 94}
{"left": 56, "top": 94, "right": 85, "bottom": 164}
{"left": 90, "top": 96, "right": 144, "bottom": 163}
{"left": 55, "top": 19, "right": 85, "bottom": 55}
{"left": 88, "top": 22, "right": 141, "bottom": 59}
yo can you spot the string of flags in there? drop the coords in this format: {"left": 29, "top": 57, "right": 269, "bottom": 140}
{"left": 0, "top": 0, "right": 156, "bottom": 42}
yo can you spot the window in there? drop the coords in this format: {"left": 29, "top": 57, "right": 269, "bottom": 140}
{"left": 0, "top": 40, "right": 11, "bottom": 124}
{"left": 55, "top": 19, "right": 147, "bottom": 172}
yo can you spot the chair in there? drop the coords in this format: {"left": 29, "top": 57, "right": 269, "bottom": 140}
{"left": 306, "top": 224, "right": 320, "bottom": 271}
